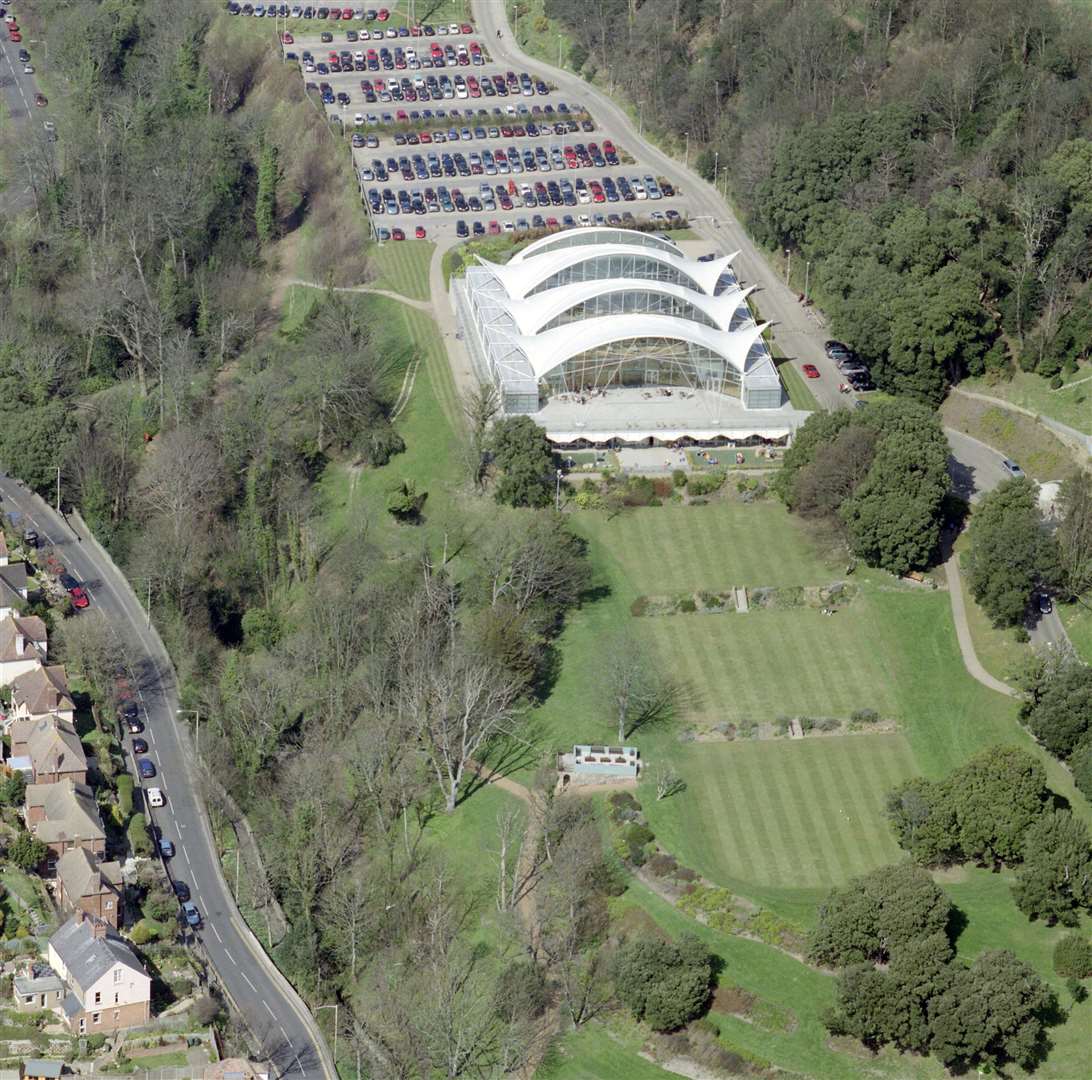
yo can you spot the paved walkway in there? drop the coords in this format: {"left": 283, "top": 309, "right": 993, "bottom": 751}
{"left": 950, "top": 386, "right": 1092, "bottom": 457}
{"left": 943, "top": 552, "right": 1018, "bottom": 698}
{"left": 284, "top": 278, "right": 433, "bottom": 312}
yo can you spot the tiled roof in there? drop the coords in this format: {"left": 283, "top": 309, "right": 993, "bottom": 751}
{"left": 50, "top": 915, "right": 146, "bottom": 994}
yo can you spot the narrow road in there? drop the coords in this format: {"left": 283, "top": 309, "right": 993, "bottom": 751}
{"left": 0, "top": 20, "right": 45, "bottom": 214}
{"left": 284, "top": 278, "right": 433, "bottom": 312}
{"left": 0, "top": 477, "right": 333, "bottom": 1080}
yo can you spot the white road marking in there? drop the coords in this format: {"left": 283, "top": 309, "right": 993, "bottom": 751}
{"left": 279, "top": 1026, "right": 291, "bottom": 1043}
{"left": 181, "top": 843, "right": 190, "bottom": 865}
{"left": 294, "top": 1056, "right": 305, "bottom": 1075}
{"left": 211, "top": 923, "right": 223, "bottom": 943}
{"left": 224, "top": 948, "right": 235, "bottom": 965}
{"left": 242, "top": 972, "right": 256, "bottom": 991}
{"left": 264, "top": 1001, "right": 276, "bottom": 1018}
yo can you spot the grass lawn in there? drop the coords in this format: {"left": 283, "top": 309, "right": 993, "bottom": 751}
{"left": 1060, "top": 600, "right": 1092, "bottom": 663}
{"left": 536, "top": 1015, "right": 677, "bottom": 1080}
{"left": 642, "top": 734, "right": 917, "bottom": 895}
{"left": 961, "top": 367, "right": 1092, "bottom": 436}
{"left": 314, "top": 294, "right": 464, "bottom": 552}
{"left": 610, "top": 882, "right": 943, "bottom": 1080}
{"left": 369, "top": 241, "right": 434, "bottom": 301}
{"left": 940, "top": 394, "right": 1078, "bottom": 481}
{"left": 775, "top": 353, "right": 821, "bottom": 412}
{"left": 953, "top": 544, "right": 1031, "bottom": 685}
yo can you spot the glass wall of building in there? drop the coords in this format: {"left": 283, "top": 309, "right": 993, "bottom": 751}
{"left": 538, "top": 288, "right": 720, "bottom": 331}
{"left": 527, "top": 254, "right": 704, "bottom": 296}
{"left": 540, "top": 337, "right": 741, "bottom": 398}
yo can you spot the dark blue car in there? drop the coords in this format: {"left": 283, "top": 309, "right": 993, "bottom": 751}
{"left": 137, "top": 758, "right": 156, "bottom": 780}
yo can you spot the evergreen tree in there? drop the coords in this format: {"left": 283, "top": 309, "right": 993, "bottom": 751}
{"left": 255, "top": 138, "right": 279, "bottom": 245}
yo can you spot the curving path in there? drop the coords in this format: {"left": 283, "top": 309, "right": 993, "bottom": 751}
{"left": 943, "top": 550, "right": 1019, "bottom": 698}
{"left": 284, "top": 278, "right": 433, "bottom": 311}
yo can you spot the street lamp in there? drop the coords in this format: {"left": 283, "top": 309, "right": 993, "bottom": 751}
{"left": 683, "top": 131, "right": 689, "bottom": 168}
{"left": 557, "top": 34, "right": 563, "bottom": 67}
{"left": 555, "top": 469, "right": 563, "bottom": 511}
{"left": 784, "top": 248, "right": 792, "bottom": 288}
{"left": 315, "top": 1003, "right": 339, "bottom": 1064}
{"left": 176, "top": 708, "right": 201, "bottom": 758}
{"left": 804, "top": 260, "right": 811, "bottom": 303}
{"left": 638, "top": 100, "right": 644, "bottom": 136}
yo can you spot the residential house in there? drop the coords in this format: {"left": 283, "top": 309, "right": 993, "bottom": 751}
{"left": 47, "top": 913, "right": 151, "bottom": 1034}
{"left": 56, "top": 849, "right": 123, "bottom": 929}
{"left": 21, "top": 1060, "right": 63, "bottom": 1080}
{"left": 25, "top": 781, "right": 105, "bottom": 869}
{"left": 8, "top": 665, "right": 75, "bottom": 730}
{"left": 0, "top": 615, "right": 48, "bottom": 687}
{"left": 0, "top": 559, "right": 29, "bottom": 620}
{"left": 12, "top": 961, "right": 66, "bottom": 1013}
{"left": 9, "top": 717, "right": 88, "bottom": 785}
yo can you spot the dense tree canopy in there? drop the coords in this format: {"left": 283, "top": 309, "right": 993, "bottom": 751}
{"left": 1020, "top": 654, "right": 1092, "bottom": 760}
{"left": 613, "top": 935, "right": 713, "bottom": 1031}
{"left": 887, "top": 747, "right": 1049, "bottom": 867}
{"left": 776, "top": 401, "right": 950, "bottom": 574}
{"left": 1011, "top": 811, "right": 1092, "bottom": 925}
{"left": 966, "top": 478, "right": 1060, "bottom": 626}
{"left": 489, "top": 416, "right": 556, "bottom": 508}
{"left": 544, "top": 0, "right": 1092, "bottom": 397}
{"left": 809, "top": 864, "right": 951, "bottom": 967}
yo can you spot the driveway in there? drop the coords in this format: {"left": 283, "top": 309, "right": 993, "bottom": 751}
{"left": 0, "top": 477, "right": 333, "bottom": 1079}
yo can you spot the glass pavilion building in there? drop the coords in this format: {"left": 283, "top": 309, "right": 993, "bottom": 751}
{"left": 453, "top": 228, "right": 805, "bottom": 446}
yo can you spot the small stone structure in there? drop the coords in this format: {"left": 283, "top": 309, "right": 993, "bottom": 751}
{"left": 557, "top": 745, "right": 640, "bottom": 786}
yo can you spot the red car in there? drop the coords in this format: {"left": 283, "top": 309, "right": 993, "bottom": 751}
{"left": 487, "top": 220, "right": 501, "bottom": 235}
{"left": 802, "top": 364, "right": 821, "bottom": 379}
{"left": 282, "top": 32, "right": 294, "bottom": 44}
{"left": 460, "top": 24, "right": 473, "bottom": 34}
{"left": 34, "top": 93, "right": 46, "bottom": 108}
{"left": 377, "top": 8, "right": 390, "bottom": 20}
{"left": 342, "top": 7, "right": 354, "bottom": 17}
{"left": 9, "top": 30, "right": 22, "bottom": 43}
{"left": 391, "top": 227, "right": 405, "bottom": 240}
{"left": 415, "top": 225, "right": 427, "bottom": 239}
{"left": 70, "top": 586, "right": 90, "bottom": 609}
{"left": 410, "top": 25, "right": 423, "bottom": 37}
{"left": 330, "top": 8, "right": 342, "bottom": 19}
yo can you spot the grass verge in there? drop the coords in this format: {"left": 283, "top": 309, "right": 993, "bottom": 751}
{"left": 960, "top": 368, "right": 1092, "bottom": 436}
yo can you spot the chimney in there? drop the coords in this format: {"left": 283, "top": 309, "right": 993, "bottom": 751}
{"left": 89, "top": 915, "right": 108, "bottom": 941}
{"left": 15, "top": 632, "right": 25, "bottom": 656}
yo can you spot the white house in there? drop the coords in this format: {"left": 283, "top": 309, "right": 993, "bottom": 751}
{"left": 0, "top": 615, "right": 48, "bottom": 687}
{"left": 47, "top": 913, "right": 151, "bottom": 1034}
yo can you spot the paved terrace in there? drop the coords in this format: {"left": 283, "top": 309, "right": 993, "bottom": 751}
{"left": 535, "top": 386, "right": 809, "bottom": 444}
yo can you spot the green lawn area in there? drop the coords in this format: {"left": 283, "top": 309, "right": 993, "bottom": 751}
{"left": 940, "top": 394, "right": 1078, "bottom": 481}
{"left": 1061, "top": 600, "right": 1092, "bottom": 663}
{"left": 961, "top": 367, "right": 1092, "bottom": 435}
{"left": 954, "top": 544, "right": 1032, "bottom": 685}
{"left": 536, "top": 1015, "right": 677, "bottom": 1080}
{"left": 775, "top": 353, "right": 821, "bottom": 412}
{"left": 369, "top": 241, "right": 435, "bottom": 301}
{"left": 313, "top": 294, "right": 464, "bottom": 552}
{"left": 643, "top": 734, "right": 917, "bottom": 895}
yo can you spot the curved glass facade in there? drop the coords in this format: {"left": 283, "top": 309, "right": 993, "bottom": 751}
{"left": 540, "top": 337, "right": 741, "bottom": 399}
{"left": 520, "top": 228, "right": 680, "bottom": 261}
{"left": 527, "top": 253, "right": 703, "bottom": 296}
{"left": 538, "top": 288, "right": 719, "bottom": 332}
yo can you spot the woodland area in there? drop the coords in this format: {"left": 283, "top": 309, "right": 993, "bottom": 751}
{"left": 545, "top": 0, "right": 1092, "bottom": 402}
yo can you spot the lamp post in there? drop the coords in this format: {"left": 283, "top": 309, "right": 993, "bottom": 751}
{"left": 683, "top": 131, "right": 689, "bottom": 168}
{"left": 784, "top": 248, "right": 792, "bottom": 288}
{"left": 638, "top": 100, "right": 644, "bottom": 136}
{"left": 555, "top": 468, "right": 563, "bottom": 511}
{"left": 55, "top": 465, "right": 61, "bottom": 514}
{"left": 315, "top": 1003, "right": 339, "bottom": 1065}
{"left": 804, "top": 260, "right": 811, "bottom": 302}
{"left": 558, "top": 34, "right": 563, "bottom": 67}
{"left": 176, "top": 708, "right": 201, "bottom": 758}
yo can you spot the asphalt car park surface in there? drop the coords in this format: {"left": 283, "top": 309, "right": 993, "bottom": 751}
{"left": 283, "top": 22, "right": 696, "bottom": 238}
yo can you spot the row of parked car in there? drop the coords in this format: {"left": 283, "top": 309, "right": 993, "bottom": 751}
{"left": 373, "top": 211, "right": 676, "bottom": 242}
{"left": 114, "top": 676, "right": 202, "bottom": 929}
{"left": 824, "top": 340, "right": 875, "bottom": 390}
{"left": 298, "top": 37, "right": 485, "bottom": 72}
{"left": 358, "top": 139, "right": 624, "bottom": 181}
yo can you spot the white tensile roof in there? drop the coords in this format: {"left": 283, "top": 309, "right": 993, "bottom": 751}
{"left": 513, "top": 314, "right": 771, "bottom": 381}
{"left": 478, "top": 244, "right": 736, "bottom": 300}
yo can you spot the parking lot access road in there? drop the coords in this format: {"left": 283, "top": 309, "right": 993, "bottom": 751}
{"left": 0, "top": 477, "right": 333, "bottom": 1080}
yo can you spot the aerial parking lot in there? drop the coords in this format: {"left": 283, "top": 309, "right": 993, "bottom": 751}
{"left": 247, "top": 5, "right": 694, "bottom": 240}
